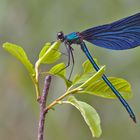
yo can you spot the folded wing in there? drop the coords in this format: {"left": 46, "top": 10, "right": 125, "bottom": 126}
{"left": 81, "top": 13, "right": 140, "bottom": 50}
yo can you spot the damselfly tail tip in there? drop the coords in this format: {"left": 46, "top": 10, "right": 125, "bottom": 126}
{"left": 133, "top": 117, "right": 136, "bottom": 123}
{"left": 131, "top": 115, "right": 136, "bottom": 123}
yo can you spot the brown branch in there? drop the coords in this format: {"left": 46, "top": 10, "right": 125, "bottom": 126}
{"left": 37, "top": 75, "right": 52, "bottom": 140}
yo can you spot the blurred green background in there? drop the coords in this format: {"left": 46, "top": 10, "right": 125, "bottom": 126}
{"left": 0, "top": 0, "right": 140, "bottom": 139}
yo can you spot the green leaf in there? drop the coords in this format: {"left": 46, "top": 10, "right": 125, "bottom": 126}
{"left": 3, "top": 42, "right": 35, "bottom": 75}
{"left": 49, "top": 63, "right": 71, "bottom": 87}
{"left": 64, "top": 96, "right": 102, "bottom": 138}
{"left": 79, "top": 66, "right": 106, "bottom": 88}
{"left": 39, "top": 41, "right": 61, "bottom": 64}
{"left": 78, "top": 77, "right": 132, "bottom": 99}
{"left": 72, "top": 73, "right": 94, "bottom": 86}
{"left": 39, "top": 42, "right": 51, "bottom": 58}
{"left": 72, "top": 73, "right": 82, "bottom": 84}
{"left": 72, "top": 59, "right": 102, "bottom": 86}
{"left": 50, "top": 63, "right": 66, "bottom": 76}
{"left": 82, "top": 59, "right": 98, "bottom": 74}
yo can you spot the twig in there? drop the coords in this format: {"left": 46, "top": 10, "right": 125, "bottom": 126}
{"left": 37, "top": 75, "right": 52, "bottom": 140}
{"left": 44, "top": 88, "right": 82, "bottom": 114}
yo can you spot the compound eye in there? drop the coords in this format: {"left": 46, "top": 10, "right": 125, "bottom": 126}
{"left": 57, "top": 31, "right": 64, "bottom": 41}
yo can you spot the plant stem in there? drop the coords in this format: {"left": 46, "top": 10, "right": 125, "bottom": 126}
{"left": 34, "top": 60, "right": 41, "bottom": 99}
{"left": 38, "top": 75, "right": 51, "bottom": 140}
{"left": 44, "top": 88, "right": 81, "bottom": 113}
{"left": 35, "top": 83, "right": 41, "bottom": 101}
{"left": 37, "top": 75, "right": 81, "bottom": 140}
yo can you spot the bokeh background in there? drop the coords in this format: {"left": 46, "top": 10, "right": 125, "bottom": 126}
{"left": 0, "top": 0, "right": 140, "bottom": 140}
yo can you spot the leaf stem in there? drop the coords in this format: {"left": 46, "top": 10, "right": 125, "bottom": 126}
{"left": 34, "top": 60, "right": 42, "bottom": 99}
{"left": 35, "top": 60, "right": 41, "bottom": 82}
{"left": 35, "top": 83, "right": 41, "bottom": 101}
{"left": 44, "top": 88, "right": 81, "bottom": 113}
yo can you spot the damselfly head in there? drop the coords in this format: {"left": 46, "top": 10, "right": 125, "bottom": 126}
{"left": 57, "top": 31, "right": 65, "bottom": 42}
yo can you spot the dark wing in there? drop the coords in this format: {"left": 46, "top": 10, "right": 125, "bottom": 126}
{"left": 81, "top": 13, "right": 140, "bottom": 50}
